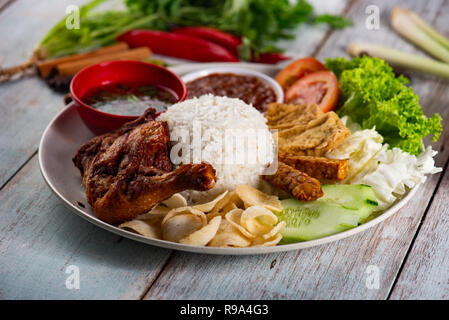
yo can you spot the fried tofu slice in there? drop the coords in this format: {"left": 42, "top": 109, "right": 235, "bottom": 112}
{"left": 262, "top": 162, "right": 323, "bottom": 201}
{"left": 277, "top": 112, "right": 351, "bottom": 157}
{"left": 266, "top": 103, "right": 324, "bottom": 130}
{"left": 280, "top": 155, "right": 348, "bottom": 181}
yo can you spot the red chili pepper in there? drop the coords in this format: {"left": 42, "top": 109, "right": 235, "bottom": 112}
{"left": 171, "top": 26, "right": 242, "bottom": 57}
{"left": 117, "top": 30, "right": 239, "bottom": 62}
{"left": 252, "top": 52, "right": 291, "bottom": 64}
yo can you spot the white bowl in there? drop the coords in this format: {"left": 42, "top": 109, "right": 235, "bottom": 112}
{"left": 181, "top": 67, "right": 284, "bottom": 104}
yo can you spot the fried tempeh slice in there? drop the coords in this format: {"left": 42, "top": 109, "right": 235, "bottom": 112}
{"left": 280, "top": 155, "right": 348, "bottom": 181}
{"left": 266, "top": 103, "right": 324, "bottom": 130}
{"left": 277, "top": 112, "right": 351, "bottom": 157}
{"left": 262, "top": 162, "right": 323, "bottom": 201}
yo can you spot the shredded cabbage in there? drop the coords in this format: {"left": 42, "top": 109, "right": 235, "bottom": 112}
{"left": 327, "top": 121, "right": 441, "bottom": 210}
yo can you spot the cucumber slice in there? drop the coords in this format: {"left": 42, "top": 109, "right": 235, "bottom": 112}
{"left": 320, "top": 184, "right": 378, "bottom": 223}
{"left": 277, "top": 198, "right": 360, "bottom": 243}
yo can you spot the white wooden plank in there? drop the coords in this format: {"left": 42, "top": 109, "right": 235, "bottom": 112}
{"left": 0, "top": 156, "right": 171, "bottom": 299}
{"left": 389, "top": 165, "right": 449, "bottom": 300}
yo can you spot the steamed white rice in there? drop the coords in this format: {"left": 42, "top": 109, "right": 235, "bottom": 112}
{"left": 158, "top": 94, "right": 275, "bottom": 202}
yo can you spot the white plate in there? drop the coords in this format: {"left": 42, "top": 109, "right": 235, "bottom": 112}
{"left": 38, "top": 62, "right": 419, "bottom": 255}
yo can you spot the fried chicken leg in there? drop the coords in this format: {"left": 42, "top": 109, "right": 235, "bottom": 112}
{"left": 73, "top": 108, "right": 217, "bottom": 224}
{"left": 89, "top": 162, "right": 216, "bottom": 224}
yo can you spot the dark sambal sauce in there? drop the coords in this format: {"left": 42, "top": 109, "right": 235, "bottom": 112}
{"left": 186, "top": 73, "right": 277, "bottom": 112}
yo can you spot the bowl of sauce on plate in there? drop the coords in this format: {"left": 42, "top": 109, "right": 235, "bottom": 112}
{"left": 71, "top": 60, "right": 187, "bottom": 134}
{"left": 183, "top": 68, "right": 283, "bottom": 113}
{"left": 82, "top": 83, "right": 178, "bottom": 116}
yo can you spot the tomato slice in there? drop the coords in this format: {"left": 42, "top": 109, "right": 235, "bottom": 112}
{"left": 284, "top": 71, "right": 339, "bottom": 112}
{"left": 275, "top": 57, "right": 327, "bottom": 91}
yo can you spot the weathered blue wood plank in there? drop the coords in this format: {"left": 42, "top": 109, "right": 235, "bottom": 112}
{"left": 389, "top": 165, "right": 449, "bottom": 300}
{"left": 144, "top": 0, "right": 449, "bottom": 300}
{"left": 0, "top": 156, "right": 172, "bottom": 299}
{"left": 0, "top": 0, "right": 90, "bottom": 187}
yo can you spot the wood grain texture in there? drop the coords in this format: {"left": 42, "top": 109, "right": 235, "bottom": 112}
{"left": 0, "top": 0, "right": 14, "bottom": 12}
{"left": 276, "top": 0, "right": 352, "bottom": 59}
{"left": 0, "top": 0, "right": 88, "bottom": 188}
{"left": 0, "top": 155, "right": 172, "bottom": 299}
{"left": 143, "top": 0, "right": 449, "bottom": 300}
{"left": 318, "top": 0, "right": 449, "bottom": 299}
{"left": 389, "top": 163, "right": 449, "bottom": 300}
{"left": 0, "top": 0, "right": 448, "bottom": 300}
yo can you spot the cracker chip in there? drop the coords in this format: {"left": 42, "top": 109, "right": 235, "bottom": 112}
{"left": 209, "top": 191, "right": 239, "bottom": 214}
{"left": 162, "top": 207, "right": 207, "bottom": 228}
{"left": 225, "top": 209, "right": 257, "bottom": 239}
{"left": 137, "top": 204, "right": 171, "bottom": 219}
{"left": 207, "top": 191, "right": 242, "bottom": 221}
{"left": 162, "top": 207, "right": 207, "bottom": 242}
{"left": 137, "top": 194, "right": 187, "bottom": 220}
{"left": 262, "top": 221, "right": 286, "bottom": 240}
{"left": 180, "top": 216, "right": 221, "bottom": 246}
{"left": 252, "top": 233, "right": 283, "bottom": 247}
{"left": 235, "top": 185, "right": 282, "bottom": 212}
{"left": 162, "top": 193, "right": 187, "bottom": 208}
{"left": 163, "top": 214, "right": 204, "bottom": 242}
{"left": 241, "top": 205, "right": 278, "bottom": 236}
{"left": 128, "top": 185, "right": 286, "bottom": 248}
{"left": 222, "top": 202, "right": 238, "bottom": 214}
{"left": 208, "top": 220, "right": 251, "bottom": 248}
{"left": 119, "top": 219, "right": 161, "bottom": 239}
{"left": 193, "top": 191, "right": 228, "bottom": 212}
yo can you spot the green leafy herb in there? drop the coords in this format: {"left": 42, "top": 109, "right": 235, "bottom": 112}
{"left": 325, "top": 56, "right": 442, "bottom": 155}
{"left": 38, "top": 0, "right": 350, "bottom": 59}
{"left": 314, "top": 14, "right": 352, "bottom": 29}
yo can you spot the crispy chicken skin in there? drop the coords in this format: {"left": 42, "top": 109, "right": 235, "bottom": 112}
{"left": 89, "top": 163, "right": 216, "bottom": 224}
{"left": 73, "top": 108, "right": 216, "bottom": 224}
{"left": 263, "top": 162, "right": 323, "bottom": 201}
{"left": 280, "top": 155, "right": 348, "bottom": 181}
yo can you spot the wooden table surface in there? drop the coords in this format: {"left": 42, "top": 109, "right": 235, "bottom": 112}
{"left": 0, "top": 0, "right": 448, "bottom": 300}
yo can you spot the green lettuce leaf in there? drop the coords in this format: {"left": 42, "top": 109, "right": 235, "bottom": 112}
{"left": 325, "top": 56, "right": 442, "bottom": 155}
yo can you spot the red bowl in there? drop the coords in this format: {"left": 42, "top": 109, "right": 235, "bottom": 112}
{"left": 70, "top": 60, "right": 187, "bottom": 134}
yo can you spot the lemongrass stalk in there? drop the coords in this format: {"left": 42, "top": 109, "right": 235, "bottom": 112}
{"left": 348, "top": 42, "right": 449, "bottom": 79}
{"left": 406, "top": 9, "right": 449, "bottom": 51}
{"left": 391, "top": 7, "right": 449, "bottom": 63}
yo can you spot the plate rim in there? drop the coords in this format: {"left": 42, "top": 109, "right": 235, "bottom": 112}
{"left": 38, "top": 63, "right": 421, "bottom": 255}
